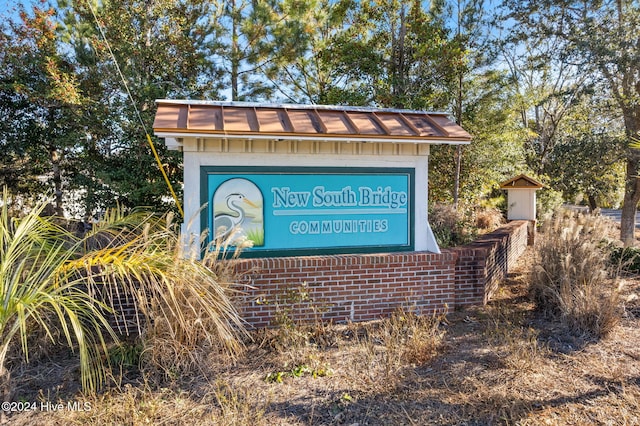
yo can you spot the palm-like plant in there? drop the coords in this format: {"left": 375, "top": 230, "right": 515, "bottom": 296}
{"left": 0, "top": 192, "right": 248, "bottom": 398}
{"left": 0, "top": 190, "right": 115, "bottom": 398}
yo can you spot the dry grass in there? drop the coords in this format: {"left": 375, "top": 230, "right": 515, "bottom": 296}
{"left": 6, "top": 244, "right": 640, "bottom": 425}
{"left": 429, "top": 204, "right": 505, "bottom": 248}
{"left": 429, "top": 203, "right": 476, "bottom": 247}
{"left": 475, "top": 207, "right": 505, "bottom": 231}
{"left": 82, "top": 218, "right": 251, "bottom": 381}
{"left": 531, "top": 211, "right": 622, "bottom": 338}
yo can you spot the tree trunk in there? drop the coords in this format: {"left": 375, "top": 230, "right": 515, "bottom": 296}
{"left": 620, "top": 155, "right": 640, "bottom": 247}
{"left": 453, "top": 0, "right": 463, "bottom": 210}
{"left": 587, "top": 193, "right": 598, "bottom": 212}
{"left": 618, "top": 93, "right": 640, "bottom": 246}
{"left": 453, "top": 145, "right": 462, "bottom": 209}
{"left": 231, "top": 1, "right": 239, "bottom": 101}
{"left": 51, "top": 149, "right": 64, "bottom": 217}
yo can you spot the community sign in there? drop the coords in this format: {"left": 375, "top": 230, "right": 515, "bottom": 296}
{"left": 202, "top": 167, "right": 414, "bottom": 256}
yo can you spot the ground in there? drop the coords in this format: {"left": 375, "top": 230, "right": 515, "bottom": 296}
{"left": 6, "top": 246, "right": 640, "bottom": 425}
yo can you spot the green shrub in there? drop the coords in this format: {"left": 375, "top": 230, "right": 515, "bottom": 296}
{"left": 109, "top": 341, "right": 143, "bottom": 369}
{"left": 610, "top": 246, "right": 640, "bottom": 274}
{"left": 535, "top": 185, "right": 564, "bottom": 222}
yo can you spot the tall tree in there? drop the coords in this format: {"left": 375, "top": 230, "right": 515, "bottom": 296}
{"left": 413, "top": 0, "right": 524, "bottom": 207}
{"left": 504, "top": 0, "right": 640, "bottom": 245}
{"left": 343, "top": 0, "right": 458, "bottom": 110}
{"left": 0, "top": 6, "right": 86, "bottom": 215}
{"left": 210, "top": 0, "right": 275, "bottom": 101}
{"left": 428, "top": 69, "right": 528, "bottom": 205}
{"left": 249, "top": 0, "right": 363, "bottom": 104}
{"left": 446, "top": 0, "right": 492, "bottom": 207}
{"left": 547, "top": 93, "right": 626, "bottom": 210}
{"left": 500, "top": 3, "right": 589, "bottom": 178}
{"left": 58, "top": 0, "right": 223, "bottom": 214}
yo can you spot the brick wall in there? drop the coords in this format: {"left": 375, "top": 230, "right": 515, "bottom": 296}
{"left": 104, "top": 220, "right": 530, "bottom": 333}
{"left": 449, "top": 220, "right": 529, "bottom": 306}
{"left": 231, "top": 220, "right": 530, "bottom": 328}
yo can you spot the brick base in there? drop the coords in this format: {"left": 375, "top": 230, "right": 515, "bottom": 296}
{"left": 230, "top": 220, "right": 530, "bottom": 328}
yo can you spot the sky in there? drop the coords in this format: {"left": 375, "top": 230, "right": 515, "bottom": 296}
{"left": 0, "top": 0, "right": 45, "bottom": 20}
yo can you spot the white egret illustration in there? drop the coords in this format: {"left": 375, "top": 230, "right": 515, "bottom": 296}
{"left": 214, "top": 193, "right": 257, "bottom": 238}
{"left": 212, "top": 178, "right": 264, "bottom": 246}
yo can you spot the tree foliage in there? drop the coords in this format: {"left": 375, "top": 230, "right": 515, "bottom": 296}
{"left": 342, "top": 0, "right": 461, "bottom": 109}
{"left": 0, "top": 6, "right": 86, "bottom": 215}
{"left": 58, "top": 0, "right": 222, "bottom": 213}
{"left": 504, "top": 0, "right": 640, "bottom": 244}
{"left": 0, "top": 0, "right": 634, "bottom": 239}
{"left": 546, "top": 94, "right": 626, "bottom": 209}
{"left": 0, "top": 1, "right": 223, "bottom": 216}
{"left": 254, "top": 0, "right": 365, "bottom": 104}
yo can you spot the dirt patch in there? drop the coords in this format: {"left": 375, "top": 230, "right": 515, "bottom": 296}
{"left": 6, "top": 247, "right": 640, "bottom": 425}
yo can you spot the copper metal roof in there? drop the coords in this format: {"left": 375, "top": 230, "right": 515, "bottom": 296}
{"left": 153, "top": 100, "right": 471, "bottom": 144}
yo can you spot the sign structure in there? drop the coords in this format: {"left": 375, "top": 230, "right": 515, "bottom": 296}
{"left": 201, "top": 167, "right": 415, "bottom": 256}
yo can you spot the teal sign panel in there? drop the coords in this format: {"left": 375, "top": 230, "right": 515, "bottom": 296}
{"left": 201, "top": 167, "right": 414, "bottom": 256}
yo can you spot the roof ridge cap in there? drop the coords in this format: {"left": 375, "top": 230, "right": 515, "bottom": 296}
{"left": 155, "top": 99, "right": 451, "bottom": 116}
